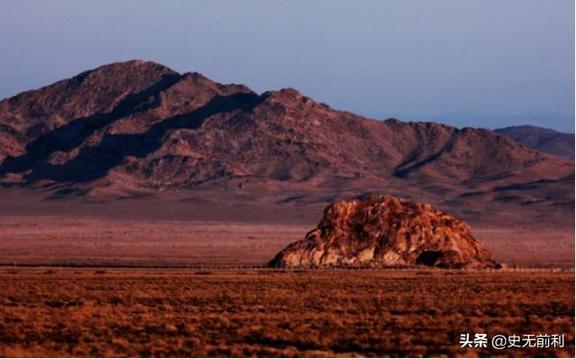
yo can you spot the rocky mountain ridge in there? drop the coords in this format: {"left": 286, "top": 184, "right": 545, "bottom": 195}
{"left": 495, "top": 125, "right": 574, "bottom": 160}
{"left": 0, "top": 61, "right": 572, "bottom": 224}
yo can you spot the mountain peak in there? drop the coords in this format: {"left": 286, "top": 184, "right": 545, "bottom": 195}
{"left": 74, "top": 60, "right": 180, "bottom": 88}
{"left": 87, "top": 59, "right": 178, "bottom": 76}
{"left": 261, "top": 88, "right": 306, "bottom": 102}
{"left": 258, "top": 88, "right": 326, "bottom": 113}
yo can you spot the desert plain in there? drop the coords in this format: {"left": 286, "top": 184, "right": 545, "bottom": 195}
{"left": 0, "top": 269, "right": 573, "bottom": 357}
{"left": 0, "top": 189, "right": 574, "bottom": 357}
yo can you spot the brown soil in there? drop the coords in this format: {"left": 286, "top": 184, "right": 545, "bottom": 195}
{"left": 0, "top": 215, "right": 573, "bottom": 269}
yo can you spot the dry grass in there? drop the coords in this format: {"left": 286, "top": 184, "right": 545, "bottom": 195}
{"left": 0, "top": 269, "right": 573, "bottom": 357}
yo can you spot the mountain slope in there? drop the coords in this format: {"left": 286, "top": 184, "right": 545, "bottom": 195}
{"left": 0, "top": 61, "right": 573, "bottom": 224}
{"left": 495, "top": 125, "right": 574, "bottom": 160}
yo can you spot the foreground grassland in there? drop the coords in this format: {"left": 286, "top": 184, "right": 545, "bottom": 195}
{"left": 0, "top": 269, "right": 573, "bottom": 357}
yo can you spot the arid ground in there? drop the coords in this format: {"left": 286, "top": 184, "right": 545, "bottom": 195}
{"left": 0, "top": 190, "right": 574, "bottom": 357}
{"left": 0, "top": 216, "right": 573, "bottom": 268}
{"left": 0, "top": 189, "right": 573, "bottom": 269}
{"left": 0, "top": 269, "right": 573, "bottom": 357}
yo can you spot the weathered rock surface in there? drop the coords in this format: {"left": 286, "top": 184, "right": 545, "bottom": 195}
{"left": 269, "top": 195, "right": 500, "bottom": 269}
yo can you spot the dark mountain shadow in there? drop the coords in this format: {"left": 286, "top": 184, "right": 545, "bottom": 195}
{"left": 25, "top": 92, "right": 262, "bottom": 182}
{"left": 393, "top": 143, "right": 455, "bottom": 178}
{"left": 0, "top": 73, "right": 183, "bottom": 175}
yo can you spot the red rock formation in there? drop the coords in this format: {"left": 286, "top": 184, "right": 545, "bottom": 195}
{"left": 269, "top": 195, "right": 500, "bottom": 269}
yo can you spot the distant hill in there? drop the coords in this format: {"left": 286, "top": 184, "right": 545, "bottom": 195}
{"left": 495, "top": 125, "right": 574, "bottom": 160}
{"left": 0, "top": 60, "right": 573, "bottom": 225}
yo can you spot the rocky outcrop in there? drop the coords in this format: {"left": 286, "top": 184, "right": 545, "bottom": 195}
{"left": 269, "top": 195, "right": 500, "bottom": 269}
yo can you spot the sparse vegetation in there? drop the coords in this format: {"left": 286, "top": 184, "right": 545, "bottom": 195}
{"left": 0, "top": 269, "right": 573, "bottom": 357}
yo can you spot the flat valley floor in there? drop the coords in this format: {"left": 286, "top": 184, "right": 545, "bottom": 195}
{"left": 0, "top": 269, "right": 573, "bottom": 357}
{"left": 0, "top": 216, "right": 573, "bottom": 268}
{"left": 0, "top": 192, "right": 574, "bottom": 357}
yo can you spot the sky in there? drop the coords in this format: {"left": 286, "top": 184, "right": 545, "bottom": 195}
{"left": 0, "top": 0, "right": 574, "bottom": 132}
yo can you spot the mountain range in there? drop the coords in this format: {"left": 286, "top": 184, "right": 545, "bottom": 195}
{"left": 494, "top": 125, "right": 574, "bottom": 160}
{"left": 0, "top": 60, "right": 573, "bottom": 225}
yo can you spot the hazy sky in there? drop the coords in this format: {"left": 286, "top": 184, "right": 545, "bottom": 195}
{"left": 0, "top": 0, "right": 573, "bottom": 131}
